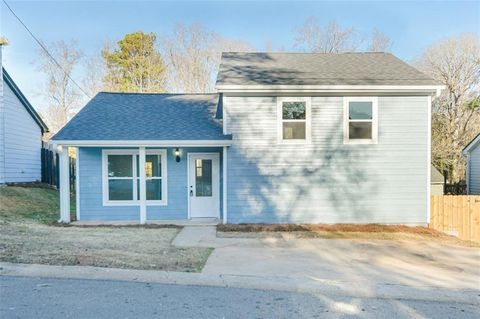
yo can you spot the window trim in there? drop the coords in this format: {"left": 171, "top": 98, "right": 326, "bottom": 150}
{"left": 277, "top": 97, "right": 312, "bottom": 144}
{"left": 102, "top": 149, "right": 168, "bottom": 206}
{"left": 343, "top": 97, "right": 378, "bottom": 145}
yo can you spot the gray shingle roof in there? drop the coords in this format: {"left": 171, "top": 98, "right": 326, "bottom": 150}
{"left": 431, "top": 165, "right": 445, "bottom": 184}
{"left": 216, "top": 52, "right": 439, "bottom": 87}
{"left": 52, "top": 93, "right": 230, "bottom": 141}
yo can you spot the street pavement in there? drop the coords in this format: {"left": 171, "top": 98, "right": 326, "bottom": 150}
{"left": 1, "top": 276, "right": 478, "bottom": 319}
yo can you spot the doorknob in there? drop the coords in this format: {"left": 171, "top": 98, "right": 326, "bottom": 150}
{"left": 190, "top": 185, "right": 193, "bottom": 197}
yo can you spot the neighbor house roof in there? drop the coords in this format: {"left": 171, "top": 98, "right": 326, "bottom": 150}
{"left": 3, "top": 68, "right": 48, "bottom": 133}
{"left": 431, "top": 165, "right": 444, "bottom": 184}
{"left": 463, "top": 133, "right": 480, "bottom": 154}
{"left": 216, "top": 52, "right": 441, "bottom": 89}
{"left": 52, "top": 93, "right": 230, "bottom": 142}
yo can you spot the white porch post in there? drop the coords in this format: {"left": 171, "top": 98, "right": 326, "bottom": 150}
{"left": 139, "top": 147, "right": 147, "bottom": 224}
{"left": 222, "top": 146, "right": 228, "bottom": 224}
{"left": 58, "top": 146, "right": 71, "bottom": 223}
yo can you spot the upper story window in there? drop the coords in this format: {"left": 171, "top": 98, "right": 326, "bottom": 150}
{"left": 103, "top": 149, "right": 167, "bottom": 206}
{"left": 344, "top": 97, "right": 378, "bottom": 144}
{"left": 277, "top": 97, "right": 311, "bottom": 143}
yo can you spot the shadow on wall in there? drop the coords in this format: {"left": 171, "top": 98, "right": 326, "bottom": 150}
{"left": 229, "top": 109, "right": 378, "bottom": 224}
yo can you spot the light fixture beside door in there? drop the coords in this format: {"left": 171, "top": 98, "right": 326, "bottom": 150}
{"left": 175, "top": 148, "right": 181, "bottom": 162}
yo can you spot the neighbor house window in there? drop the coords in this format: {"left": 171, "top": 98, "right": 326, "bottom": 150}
{"left": 102, "top": 149, "right": 167, "bottom": 206}
{"left": 344, "top": 97, "right": 378, "bottom": 144}
{"left": 277, "top": 97, "right": 311, "bottom": 143}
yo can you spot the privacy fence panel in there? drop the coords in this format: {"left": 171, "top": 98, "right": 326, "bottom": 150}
{"left": 430, "top": 195, "right": 480, "bottom": 243}
{"left": 41, "top": 147, "right": 76, "bottom": 192}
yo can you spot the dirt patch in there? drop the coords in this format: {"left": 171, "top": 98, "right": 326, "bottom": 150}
{"left": 218, "top": 223, "right": 442, "bottom": 235}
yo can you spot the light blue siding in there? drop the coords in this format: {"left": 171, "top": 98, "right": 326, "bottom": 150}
{"left": 0, "top": 65, "right": 4, "bottom": 183}
{"left": 468, "top": 145, "right": 480, "bottom": 194}
{"left": 1, "top": 79, "right": 42, "bottom": 183}
{"left": 78, "top": 147, "right": 223, "bottom": 221}
{"left": 225, "top": 95, "right": 429, "bottom": 224}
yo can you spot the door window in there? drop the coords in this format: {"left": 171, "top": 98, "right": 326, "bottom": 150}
{"left": 195, "top": 159, "right": 212, "bottom": 197}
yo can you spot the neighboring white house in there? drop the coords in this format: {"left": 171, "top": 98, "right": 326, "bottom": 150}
{"left": 463, "top": 133, "right": 480, "bottom": 195}
{"left": 431, "top": 165, "right": 445, "bottom": 195}
{"left": 0, "top": 60, "right": 48, "bottom": 183}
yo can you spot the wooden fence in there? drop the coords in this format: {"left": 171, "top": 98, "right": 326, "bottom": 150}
{"left": 430, "top": 195, "right": 480, "bottom": 243}
{"left": 41, "top": 147, "right": 76, "bottom": 192}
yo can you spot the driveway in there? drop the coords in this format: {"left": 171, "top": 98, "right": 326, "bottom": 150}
{"left": 174, "top": 226, "right": 480, "bottom": 292}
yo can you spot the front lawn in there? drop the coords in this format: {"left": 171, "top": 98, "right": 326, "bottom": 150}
{"left": 0, "top": 186, "right": 212, "bottom": 272}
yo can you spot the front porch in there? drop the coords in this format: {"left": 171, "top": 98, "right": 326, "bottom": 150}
{"left": 71, "top": 218, "right": 221, "bottom": 226}
{"left": 54, "top": 143, "right": 229, "bottom": 224}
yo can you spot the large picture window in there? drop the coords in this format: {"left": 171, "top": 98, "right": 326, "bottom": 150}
{"left": 277, "top": 97, "right": 311, "bottom": 143}
{"left": 103, "top": 149, "right": 167, "bottom": 206}
{"left": 344, "top": 97, "right": 378, "bottom": 144}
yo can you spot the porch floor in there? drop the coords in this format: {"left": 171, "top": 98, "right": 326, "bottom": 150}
{"left": 71, "top": 218, "right": 221, "bottom": 226}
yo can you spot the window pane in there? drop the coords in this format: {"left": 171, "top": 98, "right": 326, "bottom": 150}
{"left": 282, "top": 102, "right": 306, "bottom": 120}
{"left": 195, "top": 159, "right": 212, "bottom": 197}
{"left": 349, "top": 102, "right": 372, "bottom": 120}
{"left": 136, "top": 154, "right": 162, "bottom": 178}
{"left": 109, "top": 179, "right": 133, "bottom": 200}
{"left": 146, "top": 155, "right": 161, "bottom": 177}
{"left": 283, "top": 122, "right": 306, "bottom": 140}
{"left": 349, "top": 122, "right": 372, "bottom": 139}
{"left": 146, "top": 179, "right": 162, "bottom": 200}
{"left": 108, "top": 155, "right": 132, "bottom": 177}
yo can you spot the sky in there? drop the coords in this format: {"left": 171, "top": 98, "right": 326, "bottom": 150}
{"left": 1, "top": 0, "right": 479, "bottom": 109}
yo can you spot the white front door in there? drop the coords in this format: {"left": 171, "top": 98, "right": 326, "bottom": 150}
{"left": 188, "top": 153, "right": 220, "bottom": 218}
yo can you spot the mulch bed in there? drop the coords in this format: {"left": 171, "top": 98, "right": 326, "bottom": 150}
{"left": 217, "top": 223, "right": 445, "bottom": 236}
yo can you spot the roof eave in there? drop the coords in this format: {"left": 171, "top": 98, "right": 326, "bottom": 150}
{"left": 49, "top": 139, "right": 233, "bottom": 148}
{"left": 463, "top": 133, "right": 480, "bottom": 155}
{"left": 216, "top": 84, "right": 445, "bottom": 96}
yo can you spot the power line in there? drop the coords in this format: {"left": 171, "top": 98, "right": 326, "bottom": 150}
{"left": 2, "top": 0, "right": 91, "bottom": 99}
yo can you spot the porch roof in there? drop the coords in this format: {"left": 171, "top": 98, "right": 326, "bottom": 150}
{"left": 52, "top": 93, "right": 231, "bottom": 143}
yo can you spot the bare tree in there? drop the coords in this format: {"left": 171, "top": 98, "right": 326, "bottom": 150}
{"left": 82, "top": 52, "right": 106, "bottom": 98}
{"left": 162, "top": 23, "right": 251, "bottom": 93}
{"left": 368, "top": 28, "right": 392, "bottom": 52}
{"left": 36, "top": 40, "right": 84, "bottom": 133}
{"left": 294, "top": 18, "right": 361, "bottom": 53}
{"left": 416, "top": 33, "right": 480, "bottom": 181}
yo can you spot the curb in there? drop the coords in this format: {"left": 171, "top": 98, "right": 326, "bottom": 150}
{"left": 1, "top": 262, "right": 478, "bottom": 305}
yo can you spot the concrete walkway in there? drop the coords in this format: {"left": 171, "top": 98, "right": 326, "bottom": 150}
{"left": 172, "top": 226, "right": 259, "bottom": 247}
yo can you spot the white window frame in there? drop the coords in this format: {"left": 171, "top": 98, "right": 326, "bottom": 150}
{"left": 343, "top": 97, "right": 378, "bottom": 145}
{"left": 277, "top": 97, "right": 311, "bottom": 144}
{"left": 102, "top": 149, "right": 168, "bottom": 206}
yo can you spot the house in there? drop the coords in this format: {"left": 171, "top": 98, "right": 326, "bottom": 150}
{"left": 51, "top": 52, "right": 443, "bottom": 224}
{"left": 463, "top": 133, "right": 480, "bottom": 195}
{"left": 0, "top": 67, "right": 48, "bottom": 184}
{"left": 430, "top": 165, "right": 445, "bottom": 195}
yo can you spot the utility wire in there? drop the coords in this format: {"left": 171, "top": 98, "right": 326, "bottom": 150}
{"left": 2, "top": 0, "right": 91, "bottom": 99}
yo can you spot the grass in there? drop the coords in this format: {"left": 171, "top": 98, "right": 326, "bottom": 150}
{"left": 0, "top": 186, "right": 213, "bottom": 272}
{"left": 217, "top": 223, "right": 477, "bottom": 246}
{"left": 0, "top": 185, "right": 72, "bottom": 224}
